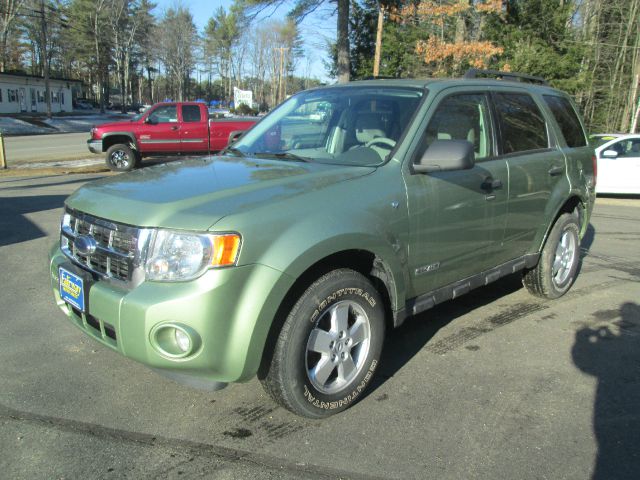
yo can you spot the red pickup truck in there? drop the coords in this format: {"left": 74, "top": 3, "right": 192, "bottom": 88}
{"left": 87, "top": 102, "right": 258, "bottom": 171}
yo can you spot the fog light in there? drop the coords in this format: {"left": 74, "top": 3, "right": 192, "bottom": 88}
{"left": 175, "top": 329, "right": 191, "bottom": 353}
{"left": 150, "top": 323, "right": 200, "bottom": 359}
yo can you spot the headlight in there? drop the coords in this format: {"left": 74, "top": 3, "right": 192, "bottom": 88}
{"left": 145, "top": 230, "right": 241, "bottom": 282}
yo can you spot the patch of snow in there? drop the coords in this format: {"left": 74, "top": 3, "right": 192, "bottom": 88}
{"left": 0, "top": 117, "right": 50, "bottom": 135}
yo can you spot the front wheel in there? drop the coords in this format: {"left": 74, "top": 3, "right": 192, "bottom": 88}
{"left": 523, "top": 212, "right": 581, "bottom": 299}
{"left": 105, "top": 143, "right": 137, "bottom": 172}
{"left": 261, "top": 269, "right": 385, "bottom": 418}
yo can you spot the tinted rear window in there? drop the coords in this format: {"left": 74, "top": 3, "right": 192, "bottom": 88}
{"left": 182, "top": 105, "right": 202, "bottom": 123}
{"left": 493, "top": 93, "right": 548, "bottom": 154}
{"left": 543, "top": 95, "right": 587, "bottom": 147}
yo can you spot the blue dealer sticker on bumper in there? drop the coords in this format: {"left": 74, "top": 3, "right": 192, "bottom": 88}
{"left": 59, "top": 267, "right": 84, "bottom": 312}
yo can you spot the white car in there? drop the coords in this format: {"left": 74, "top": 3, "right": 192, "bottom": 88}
{"left": 594, "top": 134, "right": 640, "bottom": 194}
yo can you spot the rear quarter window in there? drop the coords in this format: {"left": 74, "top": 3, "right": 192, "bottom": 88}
{"left": 493, "top": 92, "right": 548, "bottom": 154}
{"left": 543, "top": 95, "right": 587, "bottom": 148}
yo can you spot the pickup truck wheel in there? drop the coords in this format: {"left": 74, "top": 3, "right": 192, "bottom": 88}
{"left": 523, "top": 213, "right": 580, "bottom": 299}
{"left": 261, "top": 269, "right": 385, "bottom": 418}
{"left": 106, "top": 144, "right": 136, "bottom": 172}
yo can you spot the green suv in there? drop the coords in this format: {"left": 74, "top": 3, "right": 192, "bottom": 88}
{"left": 50, "top": 70, "right": 596, "bottom": 418}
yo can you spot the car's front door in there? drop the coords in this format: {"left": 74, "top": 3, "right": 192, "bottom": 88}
{"left": 597, "top": 138, "right": 640, "bottom": 194}
{"left": 405, "top": 91, "right": 509, "bottom": 297}
{"left": 137, "top": 104, "right": 181, "bottom": 153}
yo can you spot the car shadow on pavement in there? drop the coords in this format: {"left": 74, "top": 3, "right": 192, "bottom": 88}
{"left": 369, "top": 273, "right": 525, "bottom": 393}
{"left": 0, "top": 195, "right": 67, "bottom": 247}
{"left": 572, "top": 302, "right": 640, "bottom": 480}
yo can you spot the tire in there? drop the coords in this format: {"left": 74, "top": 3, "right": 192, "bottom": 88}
{"left": 523, "top": 213, "right": 580, "bottom": 299}
{"left": 261, "top": 269, "right": 385, "bottom": 418}
{"left": 105, "top": 143, "right": 137, "bottom": 172}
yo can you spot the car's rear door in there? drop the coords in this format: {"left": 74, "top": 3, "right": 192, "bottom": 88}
{"left": 180, "top": 104, "right": 209, "bottom": 153}
{"left": 490, "top": 90, "right": 568, "bottom": 259}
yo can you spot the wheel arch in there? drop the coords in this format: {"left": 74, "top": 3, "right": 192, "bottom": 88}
{"left": 102, "top": 132, "right": 138, "bottom": 152}
{"left": 256, "top": 248, "right": 399, "bottom": 382}
{"left": 537, "top": 194, "right": 587, "bottom": 252}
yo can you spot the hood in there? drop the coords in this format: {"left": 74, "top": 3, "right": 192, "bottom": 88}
{"left": 66, "top": 156, "right": 376, "bottom": 231}
{"left": 95, "top": 119, "right": 139, "bottom": 131}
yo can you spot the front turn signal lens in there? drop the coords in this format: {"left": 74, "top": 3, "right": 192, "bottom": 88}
{"left": 211, "top": 234, "right": 241, "bottom": 267}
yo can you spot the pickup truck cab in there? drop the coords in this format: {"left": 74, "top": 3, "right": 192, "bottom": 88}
{"left": 53, "top": 71, "right": 596, "bottom": 418}
{"left": 87, "top": 101, "right": 257, "bottom": 171}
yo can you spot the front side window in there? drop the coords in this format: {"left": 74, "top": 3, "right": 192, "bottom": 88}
{"left": 182, "top": 105, "right": 201, "bottom": 123}
{"left": 493, "top": 92, "right": 548, "bottom": 154}
{"left": 543, "top": 95, "right": 587, "bottom": 148}
{"left": 231, "top": 87, "right": 424, "bottom": 166}
{"left": 418, "top": 93, "right": 492, "bottom": 161}
{"left": 604, "top": 139, "right": 640, "bottom": 158}
{"left": 148, "top": 105, "right": 178, "bottom": 123}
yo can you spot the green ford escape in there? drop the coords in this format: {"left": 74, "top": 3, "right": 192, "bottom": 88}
{"left": 50, "top": 70, "right": 596, "bottom": 418}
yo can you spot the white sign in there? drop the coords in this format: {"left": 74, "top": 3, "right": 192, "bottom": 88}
{"left": 233, "top": 87, "right": 253, "bottom": 108}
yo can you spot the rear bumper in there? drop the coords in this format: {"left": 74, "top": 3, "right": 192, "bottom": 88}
{"left": 87, "top": 139, "right": 103, "bottom": 154}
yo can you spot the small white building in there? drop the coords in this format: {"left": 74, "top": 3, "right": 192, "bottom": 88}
{"left": 0, "top": 73, "right": 81, "bottom": 114}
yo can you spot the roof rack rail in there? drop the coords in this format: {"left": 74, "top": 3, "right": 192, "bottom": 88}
{"left": 464, "top": 69, "right": 548, "bottom": 86}
{"left": 360, "top": 75, "right": 399, "bottom": 80}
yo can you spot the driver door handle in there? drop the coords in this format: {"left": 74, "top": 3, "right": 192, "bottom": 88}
{"left": 171, "top": 126, "right": 179, "bottom": 131}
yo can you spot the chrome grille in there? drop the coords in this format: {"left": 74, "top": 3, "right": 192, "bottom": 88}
{"left": 61, "top": 209, "right": 143, "bottom": 282}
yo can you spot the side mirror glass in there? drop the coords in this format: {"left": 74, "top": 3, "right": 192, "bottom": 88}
{"left": 602, "top": 149, "right": 618, "bottom": 158}
{"left": 413, "top": 139, "right": 475, "bottom": 174}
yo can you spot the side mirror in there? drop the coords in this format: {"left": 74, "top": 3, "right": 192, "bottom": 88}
{"left": 413, "top": 139, "right": 475, "bottom": 174}
{"left": 601, "top": 149, "right": 618, "bottom": 159}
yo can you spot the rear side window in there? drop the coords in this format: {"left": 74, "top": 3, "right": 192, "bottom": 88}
{"left": 543, "top": 95, "right": 587, "bottom": 147}
{"left": 182, "top": 105, "right": 202, "bottom": 123}
{"left": 493, "top": 93, "right": 548, "bottom": 154}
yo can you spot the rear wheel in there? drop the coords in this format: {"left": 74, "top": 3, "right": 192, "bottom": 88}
{"left": 105, "top": 143, "right": 137, "bottom": 172}
{"left": 523, "top": 213, "right": 580, "bottom": 299}
{"left": 261, "top": 269, "right": 385, "bottom": 418}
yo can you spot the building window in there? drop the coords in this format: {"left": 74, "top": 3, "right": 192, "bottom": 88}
{"left": 37, "top": 90, "right": 44, "bottom": 103}
{"left": 51, "top": 91, "right": 59, "bottom": 103}
{"left": 8, "top": 89, "right": 17, "bottom": 102}
{"left": 60, "top": 91, "right": 64, "bottom": 104}
{"left": 0, "top": 89, "right": 3, "bottom": 103}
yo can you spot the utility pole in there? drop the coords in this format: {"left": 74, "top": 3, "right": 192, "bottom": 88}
{"left": 39, "top": 0, "right": 52, "bottom": 118}
{"left": 276, "top": 47, "right": 289, "bottom": 104}
{"left": 373, "top": 4, "right": 385, "bottom": 77}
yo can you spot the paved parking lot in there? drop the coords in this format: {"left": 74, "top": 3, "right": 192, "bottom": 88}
{"left": 1, "top": 173, "right": 639, "bottom": 479}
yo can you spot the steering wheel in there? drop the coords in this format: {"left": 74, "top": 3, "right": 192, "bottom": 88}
{"left": 365, "top": 137, "right": 396, "bottom": 149}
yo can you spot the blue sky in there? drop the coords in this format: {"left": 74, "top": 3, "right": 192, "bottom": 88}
{"left": 154, "top": 0, "right": 336, "bottom": 81}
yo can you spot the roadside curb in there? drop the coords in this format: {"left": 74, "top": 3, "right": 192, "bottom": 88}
{"left": 0, "top": 158, "right": 109, "bottom": 177}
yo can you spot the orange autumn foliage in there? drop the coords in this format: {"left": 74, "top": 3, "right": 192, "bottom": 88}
{"left": 416, "top": 37, "right": 504, "bottom": 69}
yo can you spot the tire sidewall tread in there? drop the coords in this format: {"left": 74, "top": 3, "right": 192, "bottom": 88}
{"left": 262, "top": 268, "right": 385, "bottom": 418}
{"left": 523, "top": 213, "right": 580, "bottom": 299}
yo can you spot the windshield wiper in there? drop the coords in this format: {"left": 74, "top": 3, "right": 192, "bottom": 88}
{"left": 252, "top": 152, "right": 311, "bottom": 163}
{"left": 220, "top": 146, "right": 245, "bottom": 157}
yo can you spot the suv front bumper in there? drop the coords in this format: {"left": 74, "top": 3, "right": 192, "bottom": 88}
{"left": 49, "top": 246, "right": 291, "bottom": 386}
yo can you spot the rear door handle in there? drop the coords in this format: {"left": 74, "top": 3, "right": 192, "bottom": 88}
{"left": 171, "top": 126, "right": 179, "bottom": 131}
{"left": 548, "top": 165, "right": 564, "bottom": 176}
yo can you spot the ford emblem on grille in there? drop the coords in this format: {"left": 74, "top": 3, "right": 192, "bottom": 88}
{"left": 74, "top": 235, "right": 97, "bottom": 255}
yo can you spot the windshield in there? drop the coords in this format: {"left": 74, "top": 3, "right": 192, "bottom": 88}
{"left": 231, "top": 86, "right": 424, "bottom": 166}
